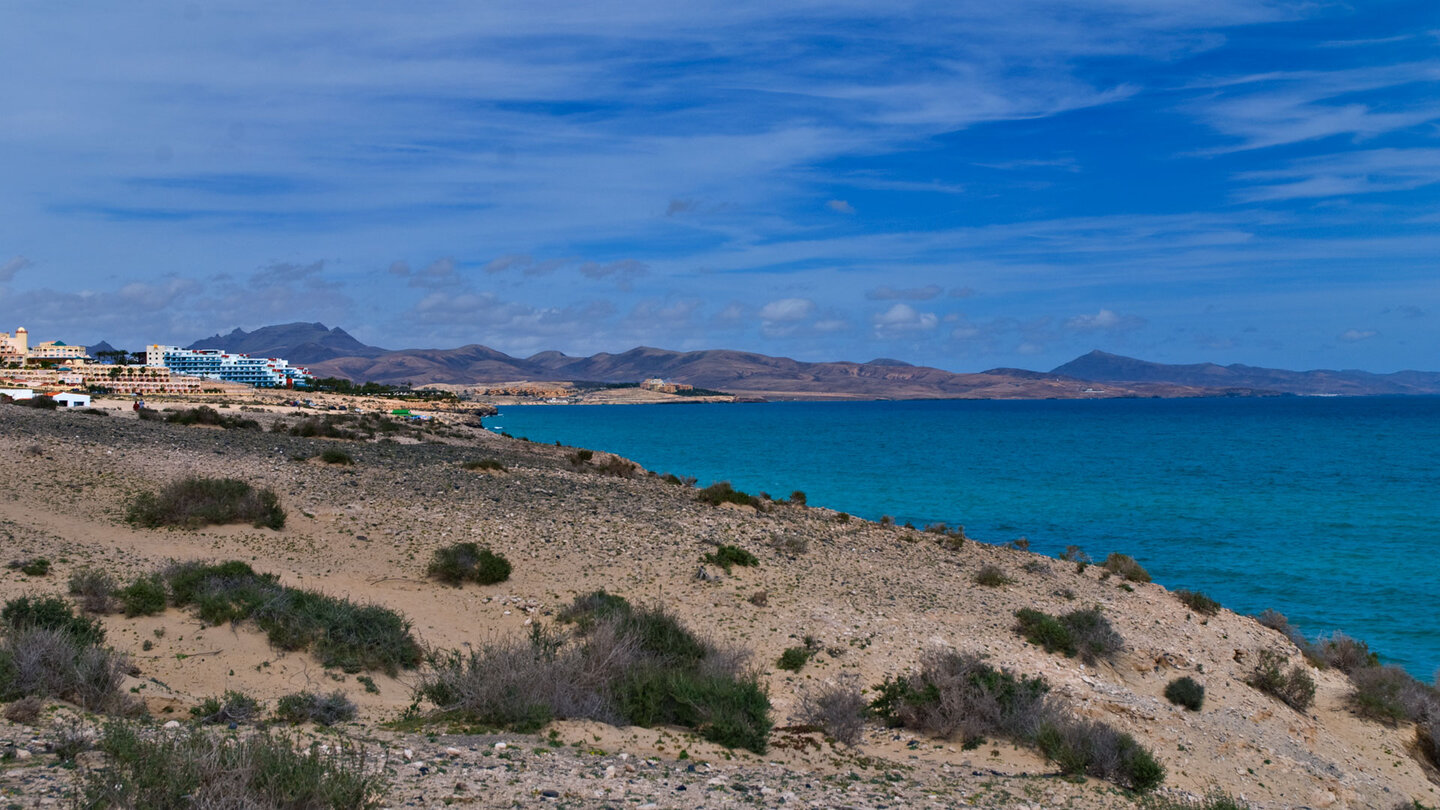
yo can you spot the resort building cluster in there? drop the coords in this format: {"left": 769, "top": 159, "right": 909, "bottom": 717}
{"left": 1, "top": 326, "right": 313, "bottom": 403}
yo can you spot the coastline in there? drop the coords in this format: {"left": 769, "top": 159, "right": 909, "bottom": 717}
{"left": 1, "top": 401, "right": 1436, "bottom": 808}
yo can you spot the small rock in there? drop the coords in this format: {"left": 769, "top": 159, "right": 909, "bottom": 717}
{"left": 162, "top": 720, "right": 181, "bottom": 729}
{"left": 445, "top": 747, "right": 463, "bottom": 757}
{"left": 14, "top": 749, "right": 32, "bottom": 761}
{"left": 403, "top": 748, "right": 414, "bottom": 760}
{"left": 540, "top": 789, "right": 560, "bottom": 798}
{"left": 494, "top": 742, "right": 507, "bottom": 751}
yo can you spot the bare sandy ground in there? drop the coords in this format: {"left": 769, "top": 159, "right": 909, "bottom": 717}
{"left": 0, "top": 401, "right": 1435, "bottom": 808}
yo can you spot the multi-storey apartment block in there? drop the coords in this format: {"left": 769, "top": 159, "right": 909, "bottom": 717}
{"left": 144, "top": 345, "right": 312, "bottom": 388}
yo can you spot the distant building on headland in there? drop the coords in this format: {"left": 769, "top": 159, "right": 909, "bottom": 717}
{"left": 640, "top": 378, "right": 693, "bottom": 394}
{"left": 144, "top": 345, "right": 312, "bottom": 388}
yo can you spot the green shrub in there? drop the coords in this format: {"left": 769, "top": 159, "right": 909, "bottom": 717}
{"left": 319, "top": 448, "right": 354, "bottom": 465}
{"left": 1174, "top": 589, "right": 1220, "bottom": 616}
{"left": 191, "top": 690, "right": 260, "bottom": 725}
{"left": 417, "top": 596, "right": 771, "bottom": 753}
{"left": 696, "top": 482, "right": 761, "bottom": 508}
{"left": 869, "top": 651, "right": 1050, "bottom": 745}
{"left": 777, "top": 642, "right": 816, "bottom": 672}
{"left": 163, "top": 561, "right": 421, "bottom": 675}
{"left": 788, "top": 490, "right": 807, "bottom": 506}
{"left": 426, "top": 542, "right": 512, "bottom": 586}
{"left": 556, "top": 590, "right": 632, "bottom": 631}
{"left": 1102, "top": 553, "right": 1150, "bottom": 583}
{"left": 567, "top": 449, "right": 594, "bottom": 467}
{"left": 1247, "top": 649, "right": 1316, "bottom": 712}
{"left": 275, "top": 690, "right": 357, "bottom": 726}
{"left": 617, "top": 667, "right": 771, "bottom": 752}
{"left": 81, "top": 722, "right": 384, "bottom": 809}
{"left": 973, "top": 565, "right": 1014, "bottom": 587}
{"left": 18, "top": 558, "right": 50, "bottom": 577}
{"left": 1164, "top": 676, "right": 1205, "bottom": 711}
{"left": 118, "top": 575, "right": 168, "bottom": 617}
{"left": 127, "top": 477, "right": 285, "bottom": 530}
{"left": 2, "top": 595, "right": 105, "bottom": 647}
{"left": 1013, "top": 607, "right": 1122, "bottom": 665}
{"left": 703, "top": 544, "right": 759, "bottom": 573}
{"left": 1035, "top": 717, "right": 1165, "bottom": 792}
{"left": 461, "top": 459, "right": 506, "bottom": 472}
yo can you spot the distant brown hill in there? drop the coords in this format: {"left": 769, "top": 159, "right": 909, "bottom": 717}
{"left": 189, "top": 325, "right": 1440, "bottom": 398}
{"left": 1052, "top": 350, "right": 1440, "bottom": 396}
{"left": 303, "top": 344, "right": 1248, "bottom": 400}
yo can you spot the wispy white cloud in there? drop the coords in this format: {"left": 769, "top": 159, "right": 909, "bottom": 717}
{"left": 1234, "top": 148, "right": 1440, "bottom": 202}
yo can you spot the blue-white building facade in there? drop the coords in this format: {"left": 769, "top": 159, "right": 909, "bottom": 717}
{"left": 144, "top": 345, "right": 312, "bottom": 388}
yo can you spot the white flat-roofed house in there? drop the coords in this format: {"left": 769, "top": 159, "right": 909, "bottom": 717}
{"left": 53, "top": 392, "right": 91, "bottom": 408}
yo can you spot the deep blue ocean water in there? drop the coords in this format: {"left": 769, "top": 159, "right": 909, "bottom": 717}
{"left": 491, "top": 397, "right": 1440, "bottom": 678}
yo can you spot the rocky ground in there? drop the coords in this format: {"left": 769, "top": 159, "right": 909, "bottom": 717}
{"left": 0, "top": 400, "right": 1435, "bottom": 808}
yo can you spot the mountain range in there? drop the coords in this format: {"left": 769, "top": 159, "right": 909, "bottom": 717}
{"left": 175, "top": 322, "right": 1440, "bottom": 399}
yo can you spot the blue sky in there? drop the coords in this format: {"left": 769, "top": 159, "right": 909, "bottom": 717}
{"left": 2, "top": 1, "right": 1438, "bottom": 372}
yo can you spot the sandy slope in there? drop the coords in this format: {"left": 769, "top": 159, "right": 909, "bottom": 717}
{"left": 0, "top": 401, "right": 1435, "bottom": 808}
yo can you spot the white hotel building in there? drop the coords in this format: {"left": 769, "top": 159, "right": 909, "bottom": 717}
{"left": 144, "top": 345, "right": 313, "bottom": 388}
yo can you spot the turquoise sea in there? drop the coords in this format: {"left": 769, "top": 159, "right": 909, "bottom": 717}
{"left": 490, "top": 397, "right": 1440, "bottom": 678}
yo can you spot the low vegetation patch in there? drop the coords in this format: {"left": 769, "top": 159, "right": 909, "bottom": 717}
{"left": 1102, "top": 552, "right": 1151, "bottom": 583}
{"left": 1142, "top": 791, "right": 1253, "bottom": 810}
{"left": 80, "top": 721, "right": 384, "bottom": 809}
{"left": 275, "top": 690, "right": 358, "bottom": 726}
{"left": 118, "top": 575, "right": 168, "bottom": 617}
{"left": 13, "top": 558, "right": 50, "bottom": 577}
{"left": 418, "top": 591, "right": 771, "bottom": 753}
{"left": 593, "top": 454, "right": 639, "bottom": 478}
{"left": 696, "top": 481, "right": 761, "bottom": 509}
{"left": 973, "top": 565, "right": 1014, "bottom": 587}
{"left": 871, "top": 650, "right": 1162, "bottom": 792}
{"left": 1246, "top": 649, "right": 1316, "bottom": 712}
{"left": 1013, "top": 607, "right": 1123, "bottom": 664}
{"left": 1174, "top": 589, "right": 1220, "bottom": 616}
{"left": 191, "top": 690, "right": 261, "bottom": 725}
{"left": 0, "top": 597, "right": 131, "bottom": 713}
{"left": 777, "top": 637, "right": 820, "bottom": 672}
{"left": 1345, "top": 665, "right": 1433, "bottom": 726}
{"left": 461, "top": 458, "right": 506, "bottom": 472}
{"left": 164, "top": 406, "right": 260, "bottom": 430}
{"left": 426, "top": 542, "right": 512, "bottom": 586}
{"left": 320, "top": 447, "right": 354, "bottom": 465}
{"left": 1164, "top": 676, "right": 1205, "bottom": 711}
{"left": 703, "top": 544, "right": 759, "bottom": 573}
{"left": 127, "top": 476, "right": 285, "bottom": 530}
{"left": 163, "top": 560, "right": 422, "bottom": 674}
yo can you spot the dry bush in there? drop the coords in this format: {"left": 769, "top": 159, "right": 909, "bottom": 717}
{"left": 1346, "top": 665, "right": 1432, "bottom": 725}
{"left": 1102, "top": 553, "right": 1151, "bottom": 583}
{"left": 69, "top": 569, "right": 119, "bottom": 614}
{"left": 1314, "top": 632, "right": 1378, "bottom": 674}
{"left": 0, "top": 627, "right": 131, "bottom": 713}
{"left": 797, "top": 680, "right": 866, "bottom": 745}
{"left": 3, "top": 695, "right": 43, "bottom": 724}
